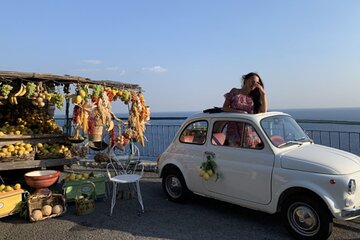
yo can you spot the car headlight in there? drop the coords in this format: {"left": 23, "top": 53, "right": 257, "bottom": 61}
{"left": 348, "top": 179, "right": 356, "bottom": 194}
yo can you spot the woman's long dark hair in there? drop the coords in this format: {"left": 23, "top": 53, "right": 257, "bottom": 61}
{"left": 242, "top": 72, "right": 264, "bottom": 114}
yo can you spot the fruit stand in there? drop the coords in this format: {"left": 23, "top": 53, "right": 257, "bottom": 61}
{"left": 0, "top": 71, "right": 150, "bottom": 172}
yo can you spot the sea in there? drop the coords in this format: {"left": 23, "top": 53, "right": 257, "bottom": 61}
{"left": 57, "top": 107, "right": 360, "bottom": 160}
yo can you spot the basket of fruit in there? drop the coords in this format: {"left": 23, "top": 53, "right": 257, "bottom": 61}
{"left": 75, "top": 181, "right": 96, "bottom": 215}
{"left": 28, "top": 192, "right": 66, "bottom": 222}
{"left": 0, "top": 142, "right": 35, "bottom": 162}
{"left": 35, "top": 143, "right": 72, "bottom": 160}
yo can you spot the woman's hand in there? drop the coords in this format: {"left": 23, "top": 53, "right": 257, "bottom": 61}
{"left": 254, "top": 82, "right": 266, "bottom": 95}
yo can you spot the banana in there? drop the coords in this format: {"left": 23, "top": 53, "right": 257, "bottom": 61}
{"left": 9, "top": 95, "right": 14, "bottom": 105}
{"left": 107, "top": 121, "right": 114, "bottom": 132}
{"left": 14, "top": 84, "right": 24, "bottom": 97}
{"left": 9, "top": 95, "right": 18, "bottom": 105}
{"left": 18, "top": 83, "right": 27, "bottom": 97}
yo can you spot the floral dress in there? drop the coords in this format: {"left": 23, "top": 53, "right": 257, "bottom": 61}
{"left": 224, "top": 92, "right": 261, "bottom": 148}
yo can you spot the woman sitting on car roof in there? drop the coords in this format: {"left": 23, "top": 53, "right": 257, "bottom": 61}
{"left": 222, "top": 72, "right": 268, "bottom": 148}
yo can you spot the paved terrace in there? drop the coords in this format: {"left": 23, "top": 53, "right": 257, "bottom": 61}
{"left": 1, "top": 168, "right": 359, "bottom": 240}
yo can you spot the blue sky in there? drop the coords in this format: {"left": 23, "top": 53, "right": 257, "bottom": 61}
{"left": 1, "top": 1, "right": 360, "bottom": 113}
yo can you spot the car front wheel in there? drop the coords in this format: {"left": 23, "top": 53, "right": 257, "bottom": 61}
{"left": 162, "top": 168, "right": 190, "bottom": 202}
{"left": 281, "top": 195, "right": 333, "bottom": 240}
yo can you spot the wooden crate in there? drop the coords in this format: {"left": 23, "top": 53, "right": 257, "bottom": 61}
{"left": 0, "top": 189, "right": 24, "bottom": 218}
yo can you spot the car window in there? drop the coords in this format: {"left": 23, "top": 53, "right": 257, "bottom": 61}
{"left": 212, "top": 121, "right": 263, "bottom": 149}
{"left": 261, "top": 116, "right": 310, "bottom": 147}
{"left": 179, "top": 120, "right": 208, "bottom": 145}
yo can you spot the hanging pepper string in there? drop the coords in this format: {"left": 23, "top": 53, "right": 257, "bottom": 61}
{"left": 110, "top": 128, "right": 116, "bottom": 146}
{"left": 88, "top": 114, "right": 94, "bottom": 135}
{"left": 72, "top": 105, "right": 81, "bottom": 124}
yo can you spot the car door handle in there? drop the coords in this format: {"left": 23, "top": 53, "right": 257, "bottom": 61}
{"left": 204, "top": 151, "right": 216, "bottom": 157}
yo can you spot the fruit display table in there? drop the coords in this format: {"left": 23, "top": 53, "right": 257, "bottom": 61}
{"left": 0, "top": 70, "right": 149, "bottom": 173}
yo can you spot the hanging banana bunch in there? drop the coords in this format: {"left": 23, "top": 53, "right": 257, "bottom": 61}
{"left": 8, "top": 83, "right": 27, "bottom": 105}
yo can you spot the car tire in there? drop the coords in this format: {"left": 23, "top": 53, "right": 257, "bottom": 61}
{"left": 162, "top": 168, "right": 190, "bottom": 203}
{"left": 281, "top": 195, "right": 333, "bottom": 240}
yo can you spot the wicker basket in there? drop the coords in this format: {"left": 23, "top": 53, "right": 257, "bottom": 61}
{"left": 0, "top": 151, "right": 35, "bottom": 163}
{"left": 28, "top": 193, "right": 66, "bottom": 222}
{"left": 35, "top": 152, "right": 66, "bottom": 160}
{"left": 75, "top": 181, "right": 96, "bottom": 215}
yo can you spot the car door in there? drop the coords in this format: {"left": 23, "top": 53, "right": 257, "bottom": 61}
{"left": 202, "top": 119, "right": 275, "bottom": 205}
{"left": 176, "top": 119, "right": 209, "bottom": 193}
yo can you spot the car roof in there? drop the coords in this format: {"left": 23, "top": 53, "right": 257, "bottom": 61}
{"left": 187, "top": 111, "right": 290, "bottom": 122}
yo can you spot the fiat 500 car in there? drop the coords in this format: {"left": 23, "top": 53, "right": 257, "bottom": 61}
{"left": 158, "top": 110, "right": 360, "bottom": 239}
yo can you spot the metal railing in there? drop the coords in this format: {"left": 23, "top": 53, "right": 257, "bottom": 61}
{"left": 56, "top": 117, "right": 360, "bottom": 161}
{"left": 138, "top": 118, "right": 360, "bottom": 160}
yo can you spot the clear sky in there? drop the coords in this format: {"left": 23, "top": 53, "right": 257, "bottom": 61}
{"left": 1, "top": 0, "right": 359, "bottom": 113}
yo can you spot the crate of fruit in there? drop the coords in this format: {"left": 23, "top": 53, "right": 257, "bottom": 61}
{"left": 35, "top": 143, "right": 72, "bottom": 160}
{"left": 0, "top": 142, "right": 35, "bottom": 162}
{"left": 28, "top": 192, "right": 66, "bottom": 222}
{"left": 63, "top": 172, "right": 106, "bottom": 202}
{"left": 0, "top": 183, "right": 25, "bottom": 218}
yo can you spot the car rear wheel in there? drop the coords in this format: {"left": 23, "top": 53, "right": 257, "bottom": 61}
{"left": 162, "top": 168, "right": 190, "bottom": 202}
{"left": 281, "top": 195, "right": 333, "bottom": 240}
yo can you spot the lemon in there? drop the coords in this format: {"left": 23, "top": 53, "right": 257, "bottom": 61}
{"left": 37, "top": 143, "right": 43, "bottom": 148}
{"left": 75, "top": 174, "right": 82, "bottom": 180}
{"left": 72, "top": 95, "right": 83, "bottom": 104}
{"left": 8, "top": 147, "right": 15, "bottom": 152}
{"left": 25, "top": 144, "right": 32, "bottom": 149}
{"left": 207, "top": 169, "right": 213, "bottom": 177}
{"left": 4, "top": 186, "right": 14, "bottom": 192}
{"left": 69, "top": 174, "right": 76, "bottom": 181}
{"left": 199, "top": 169, "right": 205, "bottom": 177}
{"left": 0, "top": 184, "right": 5, "bottom": 191}
{"left": 14, "top": 183, "right": 21, "bottom": 190}
{"left": 79, "top": 89, "right": 86, "bottom": 97}
{"left": 203, "top": 173, "right": 210, "bottom": 181}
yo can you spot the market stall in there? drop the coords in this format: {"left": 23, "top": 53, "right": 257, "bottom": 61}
{"left": 0, "top": 71, "right": 150, "bottom": 171}
{"left": 0, "top": 70, "right": 150, "bottom": 220}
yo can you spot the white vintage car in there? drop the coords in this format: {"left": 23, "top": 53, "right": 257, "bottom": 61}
{"left": 158, "top": 110, "right": 360, "bottom": 239}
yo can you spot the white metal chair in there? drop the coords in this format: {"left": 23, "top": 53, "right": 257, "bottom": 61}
{"left": 106, "top": 143, "right": 144, "bottom": 216}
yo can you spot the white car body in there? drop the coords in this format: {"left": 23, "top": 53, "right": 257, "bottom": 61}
{"left": 158, "top": 111, "right": 360, "bottom": 239}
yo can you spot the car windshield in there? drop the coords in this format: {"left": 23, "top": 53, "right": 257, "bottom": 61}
{"left": 260, "top": 115, "right": 312, "bottom": 148}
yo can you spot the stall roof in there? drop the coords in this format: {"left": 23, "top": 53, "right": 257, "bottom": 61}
{"left": 0, "top": 71, "right": 141, "bottom": 90}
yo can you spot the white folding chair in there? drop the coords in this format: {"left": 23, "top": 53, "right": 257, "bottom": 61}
{"left": 106, "top": 143, "right": 144, "bottom": 216}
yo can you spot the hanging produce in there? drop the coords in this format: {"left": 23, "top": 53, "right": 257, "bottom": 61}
{"left": 128, "top": 91, "right": 150, "bottom": 147}
{"left": 0, "top": 84, "right": 13, "bottom": 99}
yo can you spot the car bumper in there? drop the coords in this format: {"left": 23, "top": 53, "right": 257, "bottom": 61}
{"left": 341, "top": 207, "right": 360, "bottom": 218}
